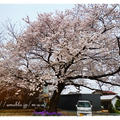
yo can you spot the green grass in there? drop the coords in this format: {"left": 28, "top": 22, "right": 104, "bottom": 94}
{"left": 114, "top": 109, "right": 120, "bottom": 114}
{"left": 58, "top": 109, "right": 76, "bottom": 116}
{"left": 0, "top": 109, "right": 77, "bottom": 116}
{"left": 0, "top": 109, "right": 34, "bottom": 116}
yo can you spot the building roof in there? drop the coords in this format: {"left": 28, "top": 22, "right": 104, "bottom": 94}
{"left": 101, "top": 95, "right": 117, "bottom": 100}
{"left": 102, "top": 91, "right": 116, "bottom": 95}
{"left": 93, "top": 90, "right": 116, "bottom": 95}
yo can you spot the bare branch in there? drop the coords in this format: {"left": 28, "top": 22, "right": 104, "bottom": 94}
{"left": 65, "top": 81, "right": 100, "bottom": 91}
{"left": 66, "top": 66, "right": 120, "bottom": 80}
{"left": 116, "top": 36, "right": 120, "bottom": 55}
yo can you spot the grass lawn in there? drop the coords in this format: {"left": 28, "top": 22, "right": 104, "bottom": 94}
{"left": 58, "top": 109, "right": 76, "bottom": 116}
{"left": 0, "top": 109, "right": 34, "bottom": 116}
{"left": 0, "top": 109, "right": 76, "bottom": 116}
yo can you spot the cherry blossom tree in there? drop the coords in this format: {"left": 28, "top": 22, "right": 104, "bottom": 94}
{"left": 1, "top": 4, "right": 120, "bottom": 112}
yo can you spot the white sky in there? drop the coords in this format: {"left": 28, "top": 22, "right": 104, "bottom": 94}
{"left": 0, "top": 4, "right": 74, "bottom": 22}
{"left": 0, "top": 0, "right": 119, "bottom": 4}
{"left": 0, "top": 4, "right": 74, "bottom": 31}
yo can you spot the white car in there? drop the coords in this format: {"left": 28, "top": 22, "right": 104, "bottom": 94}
{"left": 76, "top": 100, "right": 92, "bottom": 116}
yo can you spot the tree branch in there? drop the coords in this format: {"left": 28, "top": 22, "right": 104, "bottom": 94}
{"left": 67, "top": 66, "right": 120, "bottom": 79}
{"left": 63, "top": 47, "right": 86, "bottom": 74}
{"left": 65, "top": 81, "right": 100, "bottom": 91}
{"left": 66, "top": 67, "right": 120, "bottom": 87}
{"left": 116, "top": 36, "right": 120, "bottom": 56}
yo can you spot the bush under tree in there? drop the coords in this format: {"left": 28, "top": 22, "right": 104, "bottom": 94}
{"left": 115, "top": 99, "right": 120, "bottom": 110}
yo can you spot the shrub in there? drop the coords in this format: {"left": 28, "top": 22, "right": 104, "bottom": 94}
{"left": 115, "top": 99, "right": 120, "bottom": 110}
{"left": 108, "top": 104, "right": 115, "bottom": 113}
{"left": 33, "top": 111, "right": 62, "bottom": 116}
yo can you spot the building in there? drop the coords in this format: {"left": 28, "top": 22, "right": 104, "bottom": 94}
{"left": 58, "top": 94, "right": 101, "bottom": 111}
{"left": 101, "top": 95, "right": 120, "bottom": 110}
{"left": 93, "top": 90, "right": 120, "bottom": 110}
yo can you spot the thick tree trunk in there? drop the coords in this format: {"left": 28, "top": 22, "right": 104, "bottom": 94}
{"left": 47, "top": 82, "right": 65, "bottom": 112}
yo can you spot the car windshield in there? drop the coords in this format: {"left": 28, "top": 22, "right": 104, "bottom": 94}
{"left": 77, "top": 102, "right": 91, "bottom": 107}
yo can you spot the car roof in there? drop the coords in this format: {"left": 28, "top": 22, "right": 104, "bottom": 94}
{"left": 77, "top": 100, "right": 90, "bottom": 102}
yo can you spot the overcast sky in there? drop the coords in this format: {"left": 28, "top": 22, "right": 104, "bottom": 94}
{"left": 0, "top": 4, "right": 74, "bottom": 29}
